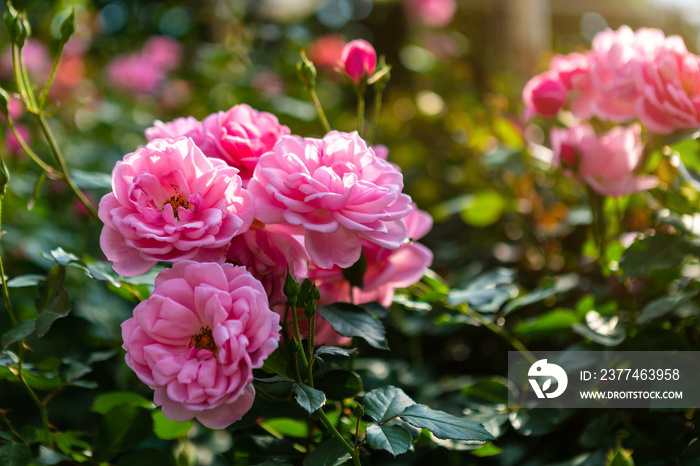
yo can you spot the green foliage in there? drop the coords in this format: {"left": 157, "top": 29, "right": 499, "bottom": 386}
{"left": 317, "top": 303, "right": 389, "bottom": 350}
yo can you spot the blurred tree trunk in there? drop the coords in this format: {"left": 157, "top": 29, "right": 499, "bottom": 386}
{"left": 505, "top": 0, "right": 552, "bottom": 78}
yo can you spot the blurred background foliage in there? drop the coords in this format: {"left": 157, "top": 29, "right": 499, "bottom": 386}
{"left": 3, "top": 0, "right": 700, "bottom": 465}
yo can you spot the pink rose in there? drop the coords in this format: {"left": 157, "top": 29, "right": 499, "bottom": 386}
{"left": 143, "top": 36, "right": 182, "bottom": 71}
{"left": 634, "top": 45, "right": 700, "bottom": 134}
{"left": 589, "top": 26, "right": 686, "bottom": 122}
{"left": 1, "top": 39, "right": 49, "bottom": 79}
{"left": 200, "top": 104, "right": 291, "bottom": 183}
{"left": 550, "top": 123, "right": 658, "bottom": 197}
{"left": 311, "top": 206, "right": 433, "bottom": 307}
{"left": 522, "top": 71, "right": 568, "bottom": 120}
{"left": 308, "top": 35, "right": 347, "bottom": 70}
{"left": 405, "top": 0, "right": 457, "bottom": 28}
{"left": 145, "top": 117, "right": 204, "bottom": 144}
{"left": 107, "top": 54, "right": 166, "bottom": 95}
{"left": 121, "top": 261, "right": 280, "bottom": 429}
{"left": 227, "top": 222, "right": 309, "bottom": 306}
{"left": 248, "top": 131, "right": 413, "bottom": 269}
{"left": 98, "top": 137, "right": 254, "bottom": 276}
{"left": 340, "top": 39, "right": 377, "bottom": 83}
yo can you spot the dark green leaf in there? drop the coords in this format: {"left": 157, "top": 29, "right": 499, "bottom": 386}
{"left": 92, "top": 391, "right": 153, "bottom": 414}
{"left": 363, "top": 385, "right": 415, "bottom": 423}
{"left": 292, "top": 383, "right": 326, "bottom": 413}
{"left": 22, "top": 371, "right": 62, "bottom": 391}
{"left": 0, "top": 350, "right": 18, "bottom": 366}
{"left": 366, "top": 424, "right": 413, "bottom": 456}
{"left": 448, "top": 268, "right": 516, "bottom": 312}
{"left": 399, "top": 404, "right": 493, "bottom": 441}
{"left": 359, "top": 301, "right": 388, "bottom": 318}
{"left": 115, "top": 448, "right": 175, "bottom": 466}
{"left": 152, "top": 410, "right": 192, "bottom": 440}
{"left": 94, "top": 404, "right": 153, "bottom": 461}
{"left": 342, "top": 250, "right": 367, "bottom": 289}
{"left": 303, "top": 439, "right": 351, "bottom": 466}
{"left": 35, "top": 265, "right": 71, "bottom": 338}
{"left": 0, "top": 443, "right": 31, "bottom": 466}
{"left": 6, "top": 274, "right": 43, "bottom": 288}
{"left": 318, "top": 303, "right": 388, "bottom": 350}
{"left": 2, "top": 320, "right": 36, "bottom": 349}
{"left": 638, "top": 291, "right": 699, "bottom": 324}
{"left": 503, "top": 274, "right": 579, "bottom": 315}
{"left": 315, "top": 346, "right": 357, "bottom": 358}
{"left": 314, "top": 370, "right": 362, "bottom": 401}
{"left": 620, "top": 234, "right": 692, "bottom": 279}
{"left": 572, "top": 324, "right": 625, "bottom": 347}
{"left": 262, "top": 347, "right": 290, "bottom": 379}
{"left": 33, "top": 445, "right": 70, "bottom": 465}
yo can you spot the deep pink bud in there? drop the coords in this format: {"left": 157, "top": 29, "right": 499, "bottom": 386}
{"left": 340, "top": 39, "right": 377, "bottom": 83}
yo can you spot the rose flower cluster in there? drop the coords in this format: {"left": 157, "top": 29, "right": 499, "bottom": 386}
{"left": 99, "top": 86, "right": 433, "bottom": 426}
{"left": 523, "top": 26, "right": 700, "bottom": 197}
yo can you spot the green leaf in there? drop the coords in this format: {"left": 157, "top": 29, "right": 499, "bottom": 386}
{"left": 0, "top": 443, "right": 31, "bottom": 466}
{"left": 366, "top": 424, "right": 413, "bottom": 456}
{"left": 2, "top": 320, "right": 36, "bottom": 349}
{"left": 314, "top": 370, "right": 362, "bottom": 401}
{"left": 115, "top": 448, "right": 175, "bottom": 466}
{"left": 318, "top": 303, "right": 388, "bottom": 350}
{"left": 34, "top": 265, "right": 71, "bottom": 338}
{"left": 92, "top": 391, "right": 153, "bottom": 414}
{"left": 470, "top": 442, "right": 503, "bottom": 457}
{"left": 315, "top": 346, "right": 357, "bottom": 358}
{"left": 262, "top": 347, "right": 290, "bottom": 379}
{"left": 503, "top": 274, "right": 579, "bottom": 315}
{"left": 637, "top": 291, "right": 699, "bottom": 324}
{"left": 363, "top": 385, "right": 415, "bottom": 423}
{"left": 152, "top": 410, "right": 192, "bottom": 440}
{"left": 94, "top": 404, "right": 153, "bottom": 461}
{"left": 447, "top": 268, "right": 516, "bottom": 312}
{"left": 303, "top": 439, "right": 351, "bottom": 466}
{"left": 54, "top": 431, "right": 91, "bottom": 462}
{"left": 0, "top": 350, "right": 18, "bottom": 367}
{"left": 399, "top": 404, "right": 493, "bottom": 441}
{"left": 292, "top": 383, "right": 326, "bottom": 413}
{"left": 513, "top": 309, "right": 579, "bottom": 338}
{"left": 572, "top": 324, "right": 625, "bottom": 347}
{"left": 6, "top": 274, "right": 44, "bottom": 288}
{"left": 262, "top": 418, "right": 309, "bottom": 439}
{"left": 342, "top": 250, "right": 367, "bottom": 289}
{"left": 620, "top": 234, "right": 692, "bottom": 279}
{"left": 33, "top": 445, "right": 70, "bottom": 465}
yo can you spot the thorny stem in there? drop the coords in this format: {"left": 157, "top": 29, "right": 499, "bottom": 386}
{"left": 317, "top": 409, "right": 361, "bottom": 466}
{"left": 6, "top": 117, "right": 56, "bottom": 176}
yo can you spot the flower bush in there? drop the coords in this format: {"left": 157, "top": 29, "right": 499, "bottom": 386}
{"left": 2, "top": 2, "right": 700, "bottom": 466}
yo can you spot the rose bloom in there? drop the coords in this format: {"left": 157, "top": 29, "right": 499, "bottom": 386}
{"left": 107, "top": 54, "right": 166, "bottom": 95}
{"left": 311, "top": 206, "right": 433, "bottom": 307}
{"left": 340, "top": 39, "right": 377, "bottom": 83}
{"left": 522, "top": 71, "right": 567, "bottom": 120}
{"left": 634, "top": 42, "right": 700, "bottom": 134}
{"left": 550, "top": 123, "right": 657, "bottom": 197}
{"left": 227, "top": 222, "right": 309, "bottom": 306}
{"left": 248, "top": 131, "right": 413, "bottom": 270}
{"left": 121, "top": 261, "right": 280, "bottom": 429}
{"left": 405, "top": 0, "right": 457, "bottom": 28}
{"left": 200, "top": 104, "right": 291, "bottom": 183}
{"left": 98, "top": 137, "right": 254, "bottom": 276}
{"left": 143, "top": 36, "right": 183, "bottom": 71}
{"left": 308, "top": 35, "right": 346, "bottom": 70}
{"left": 589, "top": 26, "right": 687, "bottom": 122}
{"left": 145, "top": 116, "right": 204, "bottom": 144}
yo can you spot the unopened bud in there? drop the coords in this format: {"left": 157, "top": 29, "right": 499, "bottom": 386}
{"left": 284, "top": 269, "right": 301, "bottom": 301}
{"left": 297, "top": 51, "right": 317, "bottom": 90}
{"left": 59, "top": 9, "right": 76, "bottom": 43}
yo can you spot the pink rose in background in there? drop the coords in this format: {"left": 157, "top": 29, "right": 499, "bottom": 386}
{"left": 0, "top": 39, "right": 49, "bottom": 79}
{"left": 107, "top": 54, "right": 166, "bottom": 95}
{"left": 522, "top": 71, "right": 567, "bottom": 120}
{"left": 98, "top": 137, "right": 254, "bottom": 276}
{"left": 4, "top": 123, "right": 30, "bottom": 156}
{"left": 550, "top": 123, "right": 658, "bottom": 197}
{"left": 121, "top": 261, "right": 280, "bottom": 429}
{"left": 340, "top": 39, "right": 377, "bottom": 83}
{"left": 308, "top": 35, "right": 346, "bottom": 70}
{"left": 549, "top": 52, "right": 596, "bottom": 119}
{"left": 405, "top": 0, "right": 457, "bottom": 28}
{"left": 312, "top": 206, "right": 433, "bottom": 307}
{"left": 635, "top": 45, "right": 700, "bottom": 134}
{"left": 589, "top": 26, "right": 686, "bottom": 122}
{"left": 248, "top": 131, "right": 413, "bottom": 269}
{"left": 143, "top": 36, "right": 182, "bottom": 71}
{"left": 146, "top": 117, "right": 204, "bottom": 144}
{"left": 227, "top": 222, "right": 309, "bottom": 306}
{"left": 200, "top": 104, "right": 291, "bottom": 183}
